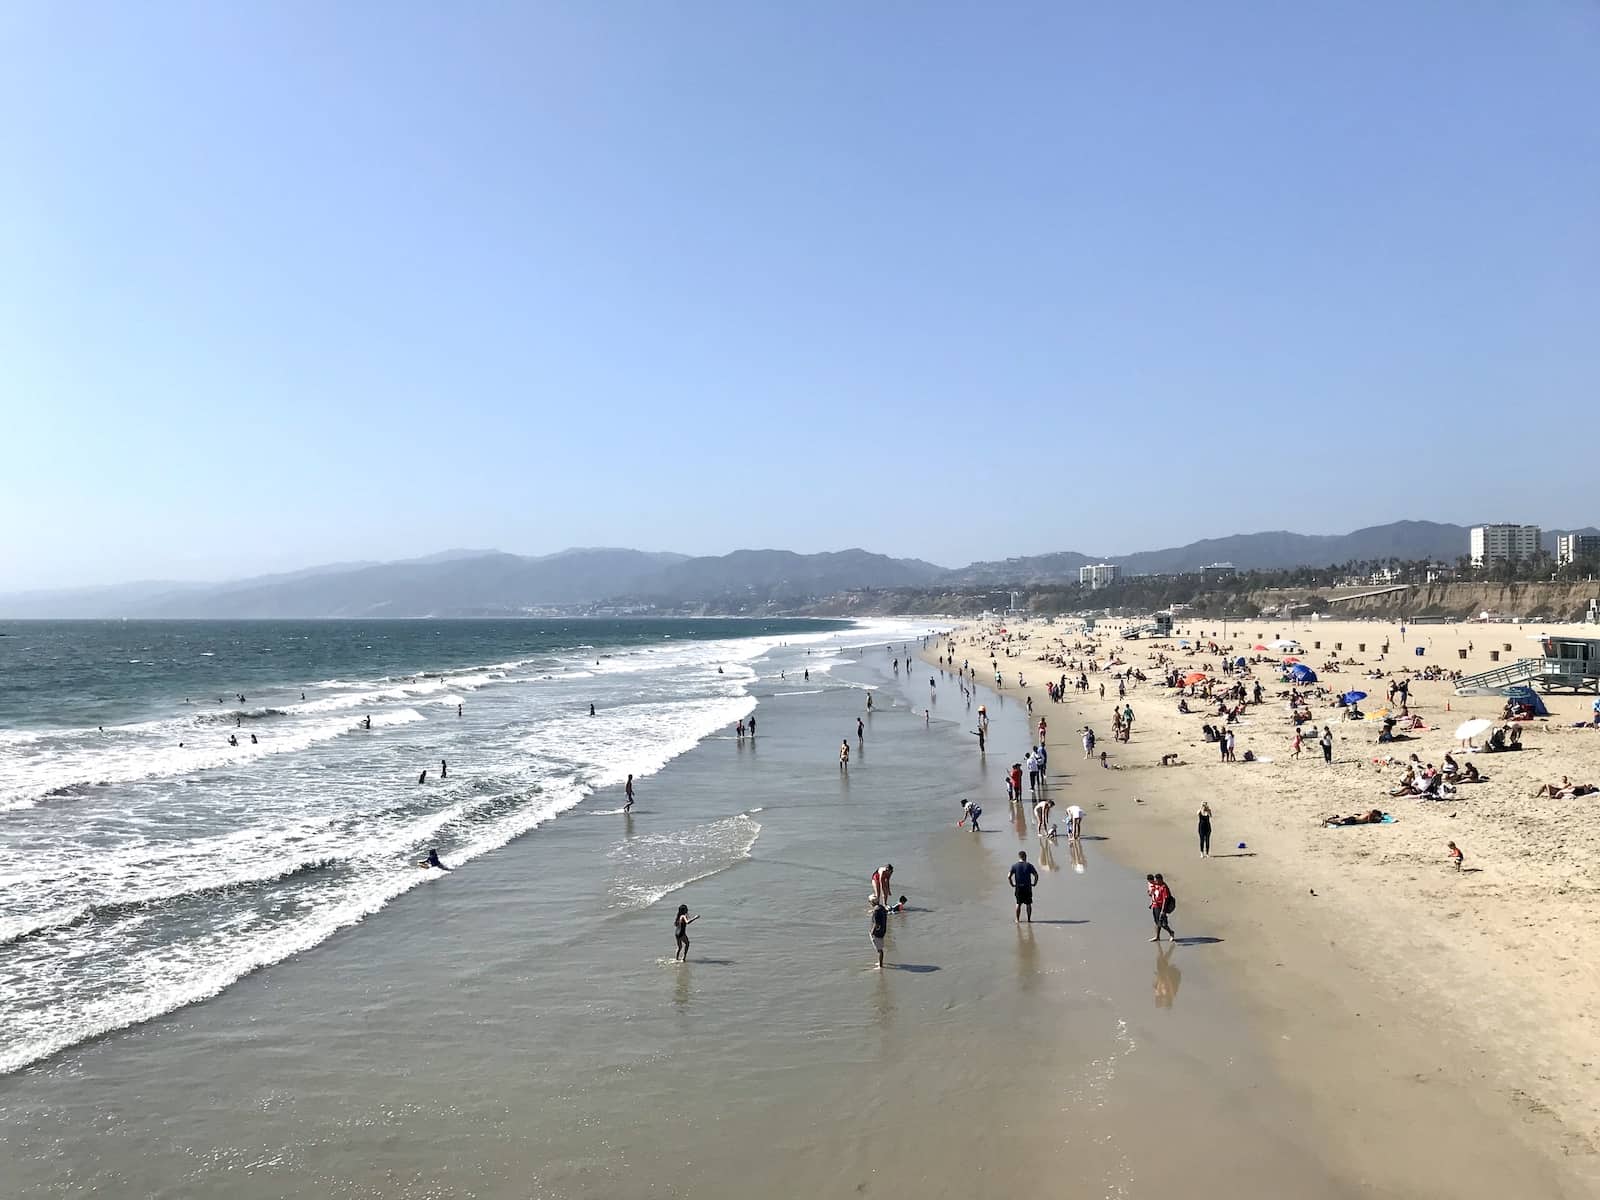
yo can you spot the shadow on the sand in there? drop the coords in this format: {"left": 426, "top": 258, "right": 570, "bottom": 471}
{"left": 1212, "top": 851, "right": 1256, "bottom": 858}
{"left": 888, "top": 963, "right": 940, "bottom": 973}
{"left": 1174, "top": 937, "right": 1223, "bottom": 946}
{"left": 1028, "top": 919, "right": 1089, "bottom": 925}
{"left": 682, "top": 958, "right": 737, "bottom": 965}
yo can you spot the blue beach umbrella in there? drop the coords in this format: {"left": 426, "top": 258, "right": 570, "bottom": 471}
{"left": 1289, "top": 664, "right": 1317, "bottom": 683}
{"left": 1234, "top": 656, "right": 1246, "bottom": 666}
{"left": 1342, "top": 691, "right": 1367, "bottom": 704}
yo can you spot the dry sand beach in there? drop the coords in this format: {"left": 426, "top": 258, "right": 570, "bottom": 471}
{"left": 930, "top": 617, "right": 1600, "bottom": 1198}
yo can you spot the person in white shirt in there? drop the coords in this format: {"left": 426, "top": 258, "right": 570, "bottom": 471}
{"left": 1064, "top": 803, "right": 1085, "bottom": 840}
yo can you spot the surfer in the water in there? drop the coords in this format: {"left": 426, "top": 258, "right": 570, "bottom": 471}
{"left": 419, "top": 847, "right": 449, "bottom": 871}
{"left": 363, "top": 715, "right": 372, "bottom": 730}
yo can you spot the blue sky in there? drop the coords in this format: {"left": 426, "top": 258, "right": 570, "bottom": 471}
{"left": 3, "top": 2, "right": 1596, "bottom": 587}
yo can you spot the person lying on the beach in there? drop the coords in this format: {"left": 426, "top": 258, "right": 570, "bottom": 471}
{"left": 1323, "top": 809, "right": 1390, "bottom": 826}
{"left": 1531, "top": 777, "right": 1597, "bottom": 798}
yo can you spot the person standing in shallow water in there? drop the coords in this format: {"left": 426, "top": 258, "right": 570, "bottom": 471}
{"left": 674, "top": 904, "right": 698, "bottom": 962}
{"left": 1009, "top": 851, "right": 1039, "bottom": 923}
{"left": 870, "top": 897, "right": 888, "bottom": 969}
{"left": 624, "top": 774, "right": 634, "bottom": 813}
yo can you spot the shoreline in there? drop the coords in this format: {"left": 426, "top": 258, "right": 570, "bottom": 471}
{"left": 926, "top": 618, "right": 1600, "bottom": 1197}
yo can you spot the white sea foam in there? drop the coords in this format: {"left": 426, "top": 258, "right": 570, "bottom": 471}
{"left": 606, "top": 813, "right": 763, "bottom": 909}
{"left": 0, "top": 620, "right": 863, "bottom": 1076}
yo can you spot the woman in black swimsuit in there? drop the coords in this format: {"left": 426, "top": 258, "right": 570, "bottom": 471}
{"left": 674, "top": 904, "right": 698, "bottom": 962}
{"left": 1197, "top": 803, "right": 1212, "bottom": 857}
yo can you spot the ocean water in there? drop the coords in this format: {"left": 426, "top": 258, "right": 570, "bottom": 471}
{"left": 0, "top": 619, "right": 1350, "bottom": 1199}
{"left": 0, "top": 618, "right": 850, "bottom": 1076}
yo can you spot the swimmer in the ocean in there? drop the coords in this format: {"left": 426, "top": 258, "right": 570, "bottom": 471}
{"left": 418, "top": 769, "right": 427, "bottom": 784}
{"left": 363, "top": 715, "right": 372, "bottom": 730}
{"left": 440, "top": 759, "right": 448, "bottom": 779}
{"left": 228, "top": 734, "right": 238, "bottom": 747}
{"left": 250, "top": 733, "right": 257, "bottom": 744}
{"left": 589, "top": 703, "right": 596, "bottom": 716}
{"left": 419, "top": 847, "right": 449, "bottom": 871}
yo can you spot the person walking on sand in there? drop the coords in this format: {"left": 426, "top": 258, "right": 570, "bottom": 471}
{"left": 1197, "top": 803, "right": 1212, "bottom": 857}
{"left": 674, "top": 904, "right": 698, "bottom": 962}
{"left": 870, "top": 897, "right": 889, "bottom": 969}
{"left": 1320, "top": 725, "right": 1334, "bottom": 764}
{"left": 1447, "top": 841, "right": 1464, "bottom": 872}
{"left": 1009, "top": 851, "right": 1039, "bottom": 923}
{"left": 624, "top": 774, "right": 635, "bottom": 813}
{"left": 1149, "top": 873, "right": 1176, "bottom": 942}
{"left": 1292, "top": 729, "right": 1303, "bottom": 759}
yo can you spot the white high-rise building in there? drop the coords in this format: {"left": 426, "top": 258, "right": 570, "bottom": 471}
{"left": 1079, "top": 563, "right": 1120, "bottom": 590}
{"left": 1470, "top": 524, "right": 1541, "bottom": 567}
{"left": 1556, "top": 533, "right": 1600, "bottom": 565}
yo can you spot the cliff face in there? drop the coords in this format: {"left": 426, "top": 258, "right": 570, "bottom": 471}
{"left": 1261, "top": 581, "right": 1599, "bottom": 621}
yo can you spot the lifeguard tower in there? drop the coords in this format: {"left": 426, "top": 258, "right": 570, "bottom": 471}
{"left": 1454, "top": 635, "right": 1600, "bottom": 697}
{"left": 1120, "top": 612, "right": 1175, "bottom": 640}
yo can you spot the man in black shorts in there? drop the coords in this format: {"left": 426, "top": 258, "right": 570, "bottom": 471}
{"left": 1008, "top": 850, "right": 1039, "bottom": 923}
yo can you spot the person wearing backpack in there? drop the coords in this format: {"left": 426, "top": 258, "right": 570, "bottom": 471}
{"left": 1149, "top": 873, "right": 1176, "bottom": 943}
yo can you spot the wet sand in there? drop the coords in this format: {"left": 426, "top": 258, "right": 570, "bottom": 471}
{"left": 1, "top": 635, "right": 1381, "bottom": 1198}
{"left": 931, "top": 618, "right": 1600, "bottom": 1198}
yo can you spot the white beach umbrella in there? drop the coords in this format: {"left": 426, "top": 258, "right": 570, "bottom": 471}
{"left": 1454, "top": 718, "right": 1493, "bottom": 740}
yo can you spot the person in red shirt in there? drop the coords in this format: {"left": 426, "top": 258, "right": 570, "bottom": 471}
{"left": 1010, "top": 763, "right": 1023, "bottom": 799}
{"left": 1149, "top": 873, "right": 1176, "bottom": 943}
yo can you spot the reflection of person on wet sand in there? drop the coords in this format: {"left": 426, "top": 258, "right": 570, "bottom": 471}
{"left": 1154, "top": 944, "right": 1181, "bottom": 1009}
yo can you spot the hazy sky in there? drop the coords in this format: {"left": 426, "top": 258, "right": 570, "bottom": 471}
{"left": 4, "top": 2, "right": 1596, "bottom": 588}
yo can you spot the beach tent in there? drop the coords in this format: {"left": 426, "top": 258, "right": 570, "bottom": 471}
{"left": 1234, "top": 656, "right": 1246, "bottom": 667}
{"left": 1289, "top": 664, "right": 1317, "bottom": 683}
{"left": 1503, "top": 685, "right": 1549, "bottom": 718}
{"left": 1270, "top": 639, "right": 1302, "bottom": 651}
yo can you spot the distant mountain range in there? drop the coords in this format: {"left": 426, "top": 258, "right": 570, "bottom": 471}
{"left": 3, "top": 522, "right": 1594, "bottom": 618}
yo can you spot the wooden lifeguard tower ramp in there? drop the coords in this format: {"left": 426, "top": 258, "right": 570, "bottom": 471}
{"left": 1454, "top": 635, "right": 1600, "bottom": 697}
